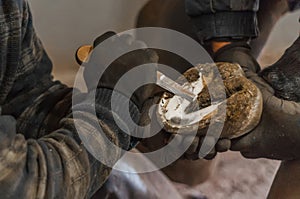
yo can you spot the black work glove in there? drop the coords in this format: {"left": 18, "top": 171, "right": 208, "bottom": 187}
{"left": 260, "top": 36, "right": 300, "bottom": 102}
{"left": 84, "top": 31, "right": 162, "bottom": 111}
{"left": 215, "top": 41, "right": 300, "bottom": 160}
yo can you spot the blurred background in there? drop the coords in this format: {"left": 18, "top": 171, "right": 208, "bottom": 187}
{"left": 28, "top": 1, "right": 299, "bottom": 198}
{"left": 30, "top": 0, "right": 148, "bottom": 85}
{"left": 29, "top": 0, "right": 299, "bottom": 86}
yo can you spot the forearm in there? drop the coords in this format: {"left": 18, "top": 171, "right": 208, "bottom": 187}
{"left": 0, "top": 0, "right": 140, "bottom": 197}
{"left": 0, "top": 85, "right": 139, "bottom": 198}
{"left": 185, "top": 0, "right": 260, "bottom": 41}
{"left": 1, "top": 89, "right": 139, "bottom": 199}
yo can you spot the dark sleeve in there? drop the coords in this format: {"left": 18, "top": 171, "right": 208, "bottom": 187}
{"left": 185, "top": 0, "right": 260, "bottom": 42}
{"left": 0, "top": 87, "right": 139, "bottom": 199}
{"left": 288, "top": 0, "right": 300, "bottom": 11}
{"left": 0, "top": 0, "right": 139, "bottom": 198}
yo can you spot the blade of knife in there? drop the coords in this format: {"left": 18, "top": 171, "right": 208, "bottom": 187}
{"left": 156, "top": 71, "right": 196, "bottom": 102}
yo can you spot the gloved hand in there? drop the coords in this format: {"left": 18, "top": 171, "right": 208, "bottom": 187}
{"left": 214, "top": 41, "right": 300, "bottom": 160}
{"left": 184, "top": 136, "right": 231, "bottom": 160}
{"left": 83, "top": 31, "right": 163, "bottom": 110}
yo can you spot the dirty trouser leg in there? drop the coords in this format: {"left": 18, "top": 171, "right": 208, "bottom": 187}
{"left": 268, "top": 160, "right": 300, "bottom": 199}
